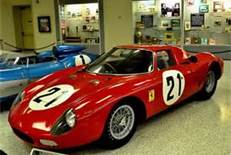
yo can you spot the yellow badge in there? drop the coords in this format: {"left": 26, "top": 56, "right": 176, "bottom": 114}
{"left": 148, "top": 89, "right": 155, "bottom": 102}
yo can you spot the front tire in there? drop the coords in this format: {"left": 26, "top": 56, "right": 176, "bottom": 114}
{"left": 198, "top": 70, "right": 217, "bottom": 100}
{"left": 99, "top": 103, "right": 137, "bottom": 149}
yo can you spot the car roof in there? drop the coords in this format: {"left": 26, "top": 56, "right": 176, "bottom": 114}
{"left": 117, "top": 45, "right": 188, "bottom": 63}
{"left": 117, "top": 44, "right": 181, "bottom": 52}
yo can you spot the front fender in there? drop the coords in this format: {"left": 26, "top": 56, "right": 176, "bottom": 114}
{"left": 72, "top": 97, "right": 117, "bottom": 141}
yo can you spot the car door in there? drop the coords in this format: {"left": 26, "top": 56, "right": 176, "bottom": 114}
{"left": 150, "top": 49, "right": 196, "bottom": 114}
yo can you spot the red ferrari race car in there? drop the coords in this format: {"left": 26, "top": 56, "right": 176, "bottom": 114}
{"left": 9, "top": 45, "right": 223, "bottom": 150}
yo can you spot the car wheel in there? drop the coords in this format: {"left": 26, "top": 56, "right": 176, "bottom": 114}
{"left": 99, "top": 103, "right": 137, "bottom": 149}
{"left": 198, "top": 70, "right": 217, "bottom": 100}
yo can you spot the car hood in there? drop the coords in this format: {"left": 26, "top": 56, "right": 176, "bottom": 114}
{"left": 9, "top": 70, "right": 129, "bottom": 132}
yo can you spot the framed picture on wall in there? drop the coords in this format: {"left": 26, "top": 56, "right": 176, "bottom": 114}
{"left": 164, "top": 32, "right": 174, "bottom": 41}
{"left": 161, "top": 3, "right": 168, "bottom": 16}
{"left": 141, "top": 15, "right": 154, "bottom": 28}
{"left": 185, "top": 21, "right": 191, "bottom": 31}
{"left": 226, "top": 18, "right": 231, "bottom": 25}
{"left": 161, "top": 3, "right": 180, "bottom": 17}
{"left": 38, "top": 16, "right": 51, "bottom": 33}
{"left": 213, "top": 1, "right": 224, "bottom": 12}
{"left": 161, "top": 20, "right": 171, "bottom": 28}
{"left": 199, "top": 5, "right": 209, "bottom": 13}
{"left": 171, "top": 19, "right": 180, "bottom": 27}
{"left": 200, "top": 0, "right": 207, "bottom": 3}
{"left": 172, "top": 3, "right": 180, "bottom": 17}
{"left": 191, "top": 13, "right": 205, "bottom": 27}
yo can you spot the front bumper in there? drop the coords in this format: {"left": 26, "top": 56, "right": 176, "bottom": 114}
{"left": 8, "top": 116, "right": 103, "bottom": 150}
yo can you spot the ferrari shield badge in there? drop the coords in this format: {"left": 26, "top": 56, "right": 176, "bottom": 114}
{"left": 148, "top": 89, "right": 155, "bottom": 102}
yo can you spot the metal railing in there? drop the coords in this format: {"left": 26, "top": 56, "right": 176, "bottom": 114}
{"left": 4, "top": 42, "right": 56, "bottom": 52}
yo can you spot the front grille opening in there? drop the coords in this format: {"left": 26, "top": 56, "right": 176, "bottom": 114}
{"left": 13, "top": 128, "right": 34, "bottom": 144}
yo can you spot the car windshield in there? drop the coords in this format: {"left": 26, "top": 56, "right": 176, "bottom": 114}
{"left": 86, "top": 48, "right": 153, "bottom": 75}
{"left": 5, "top": 57, "right": 29, "bottom": 65}
{"left": 0, "top": 53, "right": 57, "bottom": 69}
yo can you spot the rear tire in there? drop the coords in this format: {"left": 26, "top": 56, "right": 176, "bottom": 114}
{"left": 99, "top": 102, "right": 137, "bottom": 149}
{"left": 197, "top": 70, "right": 217, "bottom": 100}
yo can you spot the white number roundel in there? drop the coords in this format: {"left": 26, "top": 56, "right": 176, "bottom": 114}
{"left": 29, "top": 84, "right": 76, "bottom": 111}
{"left": 162, "top": 70, "right": 185, "bottom": 106}
{"left": 75, "top": 54, "right": 91, "bottom": 66}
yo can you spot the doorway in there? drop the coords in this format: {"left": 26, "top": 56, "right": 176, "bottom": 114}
{"left": 13, "top": 6, "right": 34, "bottom": 50}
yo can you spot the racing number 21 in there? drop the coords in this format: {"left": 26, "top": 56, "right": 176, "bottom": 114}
{"left": 166, "top": 73, "right": 182, "bottom": 101}
{"left": 163, "top": 70, "right": 185, "bottom": 106}
{"left": 33, "top": 87, "right": 61, "bottom": 107}
{"left": 29, "top": 84, "right": 76, "bottom": 111}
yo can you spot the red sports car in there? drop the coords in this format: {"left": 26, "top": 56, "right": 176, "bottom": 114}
{"left": 9, "top": 45, "right": 223, "bottom": 150}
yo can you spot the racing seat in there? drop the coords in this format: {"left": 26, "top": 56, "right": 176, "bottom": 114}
{"left": 52, "top": 46, "right": 59, "bottom": 58}
{"left": 157, "top": 58, "right": 169, "bottom": 70}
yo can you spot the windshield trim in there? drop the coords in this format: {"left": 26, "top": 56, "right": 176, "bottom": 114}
{"left": 86, "top": 48, "right": 155, "bottom": 76}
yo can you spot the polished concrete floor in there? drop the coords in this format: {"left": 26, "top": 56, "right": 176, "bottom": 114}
{"left": 0, "top": 61, "right": 231, "bottom": 155}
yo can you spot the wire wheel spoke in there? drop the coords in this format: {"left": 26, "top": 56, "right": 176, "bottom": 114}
{"left": 109, "top": 105, "right": 135, "bottom": 140}
{"left": 206, "top": 71, "right": 215, "bottom": 93}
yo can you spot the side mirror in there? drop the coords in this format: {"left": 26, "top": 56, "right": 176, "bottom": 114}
{"left": 188, "top": 55, "right": 198, "bottom": 63}
{"left": 181, "top": 55, "right": 198, "bottom": 65}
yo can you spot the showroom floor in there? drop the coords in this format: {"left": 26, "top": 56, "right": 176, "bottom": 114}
{"left": 0, "top": 61, "right": 231, "bottom": 155}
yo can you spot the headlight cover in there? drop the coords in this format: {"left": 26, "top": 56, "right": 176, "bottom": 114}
{"left": 11, "top": 90, "right": 25, "bottom": 107}
{"left": 51, "top": 109, "right": 76, "bottom": 136}
{"left": 65, "top": 109, "right": 76, "bottom": 128}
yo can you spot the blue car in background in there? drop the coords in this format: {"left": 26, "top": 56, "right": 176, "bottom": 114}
{"left": 0, "top": 45, "right": 97, "bottom": 107}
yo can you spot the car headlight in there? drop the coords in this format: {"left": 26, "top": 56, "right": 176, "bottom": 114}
{"left": 12, "top": 91, "right": 25, "bottom": 107}
{"left": 65, "top": 109, "right": 76, "bottom": 128}
{"left": 51, "top": 109, "right": 76, "bottom": 135}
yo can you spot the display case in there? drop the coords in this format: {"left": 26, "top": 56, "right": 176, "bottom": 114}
{"left": 59, "top": 3, "right": 100, "bottom": 44}
{"left": 132, "top": 0, "right": 182, "bottom": 45}
{"left": 184, "top": 0, "right": 231, "bottom": 45}
{"left": 133, "top": 0, "right": 231, "bottom": 48}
